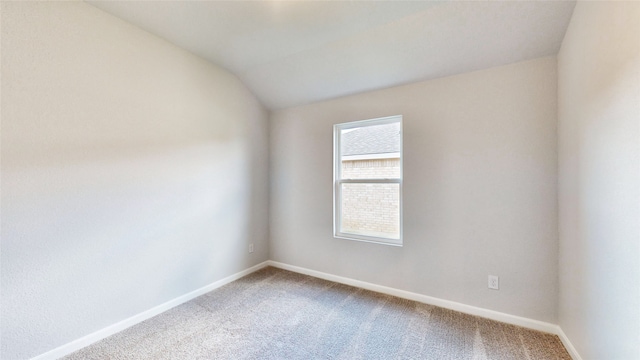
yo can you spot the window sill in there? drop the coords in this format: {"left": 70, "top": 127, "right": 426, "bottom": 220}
{"left": 333, "top": 234, "right": 403, "bottom": 247}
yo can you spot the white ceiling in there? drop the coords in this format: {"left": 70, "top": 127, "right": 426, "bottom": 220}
{"left": 87, "top": 0, "right": 576, "bottom": 110}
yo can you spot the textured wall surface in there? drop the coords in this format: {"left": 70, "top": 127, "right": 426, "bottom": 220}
{"left": 557, "top": 2, "right": 640, "bottom": 359}
{"left": 1, "top": 2, "right": 269, "bottom": 359}
{"left": 270, "top": 57, "right": 558, "bottom": 323}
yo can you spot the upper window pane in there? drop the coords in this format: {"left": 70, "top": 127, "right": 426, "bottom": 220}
{"left": 340, "top": 122, "right": 401, "bottom": 180}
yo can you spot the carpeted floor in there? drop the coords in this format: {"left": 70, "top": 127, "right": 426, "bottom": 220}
{"left": 64, "top": 267, "right": 571, "bottom": 359}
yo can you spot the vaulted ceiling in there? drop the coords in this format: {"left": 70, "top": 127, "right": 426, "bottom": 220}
{"left": 87, "top": 1, "right": 576, "bottom": 110}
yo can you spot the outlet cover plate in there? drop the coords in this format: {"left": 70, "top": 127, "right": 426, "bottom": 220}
{"left": 488, "top": 275, "right": 499, "bottom": 290}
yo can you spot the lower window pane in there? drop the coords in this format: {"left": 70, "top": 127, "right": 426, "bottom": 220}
{"left": 340, "top": 183, "right": 400, "bottom": 240}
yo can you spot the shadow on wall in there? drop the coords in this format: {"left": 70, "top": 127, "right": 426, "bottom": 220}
{"left": 0, "top": 140, "right": 261, "bottom": 355}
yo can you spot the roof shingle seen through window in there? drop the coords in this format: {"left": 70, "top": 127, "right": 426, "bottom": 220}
{"left": 341, "top": 122, "right": 400, "bottom": 156}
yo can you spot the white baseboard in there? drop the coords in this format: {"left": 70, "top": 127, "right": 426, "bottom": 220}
{"left": 266, "top": 261, "right": 566, "bottom": 338}
{"left": 267, "top": 261, "right": 585, "bottom": 360}
{"left": 31, "top": 261, "right": 269, "bottom": 360}
{"left": 31, "top": 260, "right": 583, "bottom": 360}
{"left": 556, "top": 327, "right": 584, "bottom": 360}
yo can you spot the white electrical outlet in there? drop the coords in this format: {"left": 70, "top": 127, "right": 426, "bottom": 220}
{"left": 488, "top": 275, "right": 499, "bottom": 290}
{"left": 249, "top": 243, "right": 254, "bottom": 253}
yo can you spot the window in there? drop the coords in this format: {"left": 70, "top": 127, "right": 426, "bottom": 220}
{"left": 333, "top": 115, "right": 403, "bottom": 246}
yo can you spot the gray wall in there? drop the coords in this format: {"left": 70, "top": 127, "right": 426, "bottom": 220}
{"left": 0, "top": 2, "right": 269, "bottom": 359}
{"left": 557, "top": 2, "right": 640, "bottom": 359}
{"left": 270, "top": 57, "right": 559, "bottom": 323}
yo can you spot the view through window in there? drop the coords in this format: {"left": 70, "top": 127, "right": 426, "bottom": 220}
{"left": 334, "top": 116, "right": 402, "bottom": 245}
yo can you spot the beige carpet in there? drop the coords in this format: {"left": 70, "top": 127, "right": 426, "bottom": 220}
{"left": 64, "top": 267, "right": 571, "bottom": 359}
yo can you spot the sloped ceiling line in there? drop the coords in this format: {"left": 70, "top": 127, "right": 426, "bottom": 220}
{"left": 87, "top": 1, "right": 576, "bottom": 110}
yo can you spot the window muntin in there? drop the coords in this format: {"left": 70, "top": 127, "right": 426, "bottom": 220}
{"left": 334, "top": 116, "right": 402, "bottom": 246}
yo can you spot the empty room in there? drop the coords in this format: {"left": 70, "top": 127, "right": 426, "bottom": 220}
{"left": 1, "top": 1, "right": 638, "bottom": 359}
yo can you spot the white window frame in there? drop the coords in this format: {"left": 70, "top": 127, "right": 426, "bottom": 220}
{"left": 333, "top": 115, "right": 403, "bottom": 246}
